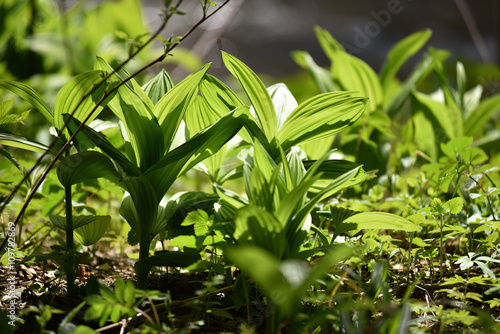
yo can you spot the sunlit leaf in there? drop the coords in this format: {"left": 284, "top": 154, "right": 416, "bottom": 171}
{"left": 342, "top": 212, "right": 420, "bottom": 231}
{"left": 74, "top": 215, "right": 111, "bottom": 246}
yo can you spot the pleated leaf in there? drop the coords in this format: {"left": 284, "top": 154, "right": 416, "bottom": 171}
{"left": 142, "top": 69, "right": 174, "bottom": 105}
{"left": 74, "top": 215, "right": 111, "bottom": 246}
{"left": 154, "top": 64, "right": 210, "bottom": 152}
{"left": 53, "top": 70, "right": 107, "bottom": 131}
{"left": 49, "top": 215, "right": 109, "bottom": 230}
{"left": 379, "top": 29, "right": 432, "bottom": 91}
{"left": 57, "top": 151, "right": 124, "bottom": 187}
{"left": 342, "top": 212, "right": 420, "bottom": 231}
{"left": 145, "top": 107, "right": 248, "bottom": 199}
{"left": 268, "top": 83, "right": 298, "bottom": 130}
{"left": 222, "top": 52, "right": 277, "bottom": 140}
{"left": 464, "top": 94, "right": 500, "bottom": 136}
{"left": 276, "top": 92, "right": 367, "bottom": 151}
{"left": 303, "top": 159, "right": 366, "bottom": 193}
{"left": 0, "top": 80, "right": 53, "bottom": 125}
{"left": 291, "top": 50, "right": 335, "bottom": 93}
{"left": 412, "top": 91, "right": 455, "bottom": 140}
{"left": 0, "top": 133, "right": 49, "bottom": 154}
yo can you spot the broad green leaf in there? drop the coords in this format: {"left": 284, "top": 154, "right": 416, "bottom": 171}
{"left": 412, "top": 91, "right": 455, "bottom": 140}
{"left": 119, "top": 195, "right": 140, "bottom": 238}
{"left": 65, "top": 116, "right": 141, "bottom": 176}
{"left": 222, "top": 52, "right": 277, "bottom": 140}
{"left": 53, "top": 70, "right": 107, "bottom": 131}
{"left": 303, "top": 159, "right": 365, "bottom": 193}
{"left": 225, "top": 246, "right": 294, "bottom": 315}
{"left": 440, "top": 137, "right": 473, "bottom": 160}
{"left": 276, "top": 92, "right": 367, "bottom": 151}
{"left": 342, "top": 212, "right": 420, "bottom": 231}
{"left": 379, "top": 29, "right": 432, "bottom": 91}
{"left": 412, "top": 109, "right": 437, "bottom": 160}
{"left": 463, "top": 85, "right": 483, "bottom": 119}
{"left": 314, "top": 26, "right": 345, "bottom": 59}
{"left": 330, "top": 51, "right": 383, "bottom": 113}
{"left": 122, "top": 175, "right": 158, "bottom": 239}
{"left": 106, "top": 84, "right": 163, "bottom": 171}
{"left": 185, "top": 96, "right": 225, "bottom": 176}
{"left": 57, "top": 151, "right": 124, "bottom": 187}
{"left": 291, "top": 50, "right": 335, "bottom": 93}
{"left": 74, "top": 215, "right": 111, "bottom": 246}
{"left": 0, "top": 80, "right": 54, "bottom": 125}
{"left": 154, "top": 64, "right": 210, "bottom": 152}
{"left": 0, "top": 133, "right": 49, "bottom": 154}
{"left": 268, "top": 83, "right": 298, "bottom": 130}
{"left": 433, "top": 63, "right": 463, "bottom": 137}
{"left": 0, "top": 99, "right": 30, "bottom": 126}
{"left": 0, "top": 147, "right": 21, "bottom": 170}
{"left": 443, "top": 197, "right": 463, "bottom": 215}
{"left": 464, "top": 94, "right": 500, "bottom": 136}
{"left": 142, "top": 69, "right": 174, "bottom": 105}
{"left": 384, "top": 48, "right": 449, "bottom": 117}
{"left": 49, "top": 215, "right": 109, "bottom": 230}
{"left": 234, "top": 205, "right": 287, "bottom": 259}
{"left": 145, "top": 107, "right": 248, "bottom": 199}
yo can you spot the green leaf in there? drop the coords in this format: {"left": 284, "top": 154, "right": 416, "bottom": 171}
{"left": 222, "top": 52, "right": 278, "bottom": 140}
{"left": 291, "top": 50, "right": 335, "bottom": 93}
{"left": 0, "top": 80, "right": 54, "bottom": 125}
{"left": 0, "top": 133, "right": 49, "bottom": 154}
{"left": 342, "top": 212, "right": 421, "bottom": 231}
{"left": 443, "top": 197, "right": 463, "bottom": 215}
{"left": 106, "top": 85, "right": 163, "bottom": 171}
{"left": 225, "top": 246, "right": 294, "bottom": 316}
{"left": 379, "top": 29, "right": 432, "bottom": 91}
{"left": 54, "top": 70, "right": 108, "bottom": 131}
{"left": 154, "top": 64, "right": 210, "bottom": 152}
{"left": 49, "top": 215, "right": 109, "bottom": 231}
{"left": 384, "top": 48, "right": 449, "bottom": 117}
{"left": 303, "top": 159, "right": 366, "bottom": 193}
{"left": 464, "top": 94, "right": 500, "bottom": 136}
{"left": 57, "top": 151, "right": 124, "bottom": 187}
{"left": 233, "top": 205, "right": 287, "bottom": 259}
{"left": 145, "top": 107, "right": 248, "bottom": 199}
{"left": 65, "top": 116, "right": 141, "bottom": 176}
{"left": 314, "top": 26, "right": 345, "bottom": 59}
{"left": 330, "top": 50, "right": 383, "bottom": 113}
{"left": 268, "top": 83, "right": 297, "bottom": 130}
{"left": 142, "top": 69, "right": 174, "bottom": 105}
{"left": 276, "top": 92, "right": 367, "bottom": 151}
{"left": 74, "top": 215, "right": 111, "bottom": 246}
{"left": 412, "top": 91, "right": 455, "bottom": 140}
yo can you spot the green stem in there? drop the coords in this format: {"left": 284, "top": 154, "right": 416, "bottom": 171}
{"left": 65, "top": 182, "right": 76, "bottom": 293}
{"left": 407, "top": 232, "right": 414, "bottom": 285}
{"left": 439, "top": 213, "right": 444, "bottom": 281}
{"left": 137, "top": 233, "right": 151, "bottom": 290}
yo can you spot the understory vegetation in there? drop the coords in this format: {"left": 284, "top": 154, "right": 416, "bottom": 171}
{"left": 1, "top": 1, "right": 500, "bottom": 333}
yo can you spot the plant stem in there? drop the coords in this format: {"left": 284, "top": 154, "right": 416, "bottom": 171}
{"left": 439, "top": 213, "right": 444, "bottom": 281}
{"left": 65, "top": 181, "right": 76, "bottom": 293}
{"left": 137, "top": 233, "right": 151, "bottom": 290}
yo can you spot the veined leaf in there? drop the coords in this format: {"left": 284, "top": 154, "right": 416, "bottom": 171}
{"left": 222, "top": 52, "right": 278, "bottom": 140}
{"left": 276, "top": 92, "right": 367, "bottom": 151}
{"left": 342, "top": 212, "right": 421, "bottom": 231}
{"left": 412, "top": 91, "right": 455, "bottom": 140}
{"left": 330, "top": 51, "right": 383, "bottom": 113}
{"left": 57, "top": 151, "right": 124, "bottom": 187}
{"left": 314, "top": 26, "right": 345, "bottom": 59}
{"left": 53, "top": 70, "right": 107, "bottom": 131}
{"left": 74, "top": 215, "right": 111, "bottom": 246}
{"left": 233, "top": 206, "right": 287, "bottom": 260}
{"left": 379, "top": 29, "right": 432, "bottom": 91}
{"left": 145, "top": 107, "right": 248, "bottom": 199}
{"left": 443, "top": 197, "right": 463, "bottom": 215}
{"left": 384, "top": 48, "right": 449, "bottom": 117}
{"left": 0, "top": 80, "right": 53, "bottom": 125}
{"left": 291, "top": 50, "right": 335, "bottom": 93}
{"left": 303, "top": 159, "right": 366, "bottom": 193}
{"left": 122, "top": 175, "right": 158, "bottom": 239}
{"left": 464, "top": 94, "right": 500, "bottom": 136}
{"left": 49, "top": 215, "right": 109, "bottom": 230}
{"left": 154, "top": 64, "right": 210, "bottom": 152}
{"left": 268, "top": 83, "right": 298, "bottom": 130}
{"left": 65, "top": 115, "right": 141, "bottom": 176}
{"left": 0, "top": 133, "right": 49, "bottom": 154}
{"left": 142, "top": 69, "right": 174, "bottom": 105}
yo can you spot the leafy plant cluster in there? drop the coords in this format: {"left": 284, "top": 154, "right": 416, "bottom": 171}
{"left": 1, "top": 1, "right": 500, "bottom": 333}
